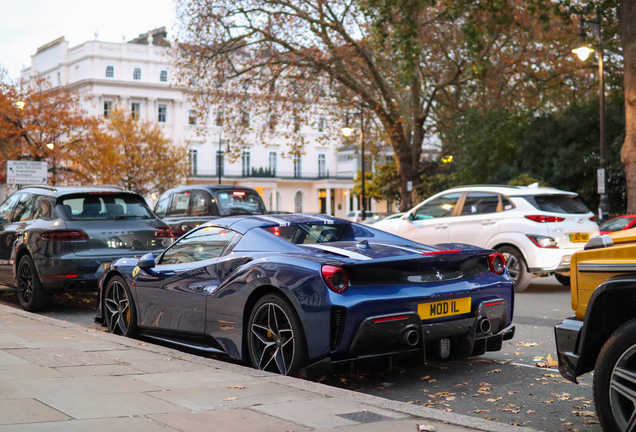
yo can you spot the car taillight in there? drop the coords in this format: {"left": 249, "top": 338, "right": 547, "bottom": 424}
{"left": 589, "top": 215, "right": 597, "bottom": 222}
{"left": 321, "top": 265, "right": 349, "bottom": 293}
{"left": 525, "top": 215, "right": 565, "bottom": 223}
{"left": 154, "top": 226, "right": 173, "bottom": 239}
{"left": 41, "top": 230, "right": 89, "bottom": 241}
{"left": 488, "top": 253, "right": 506, "bottom": 275}
{"left": 527, "top": 234, "right": 558, "bottom": 248}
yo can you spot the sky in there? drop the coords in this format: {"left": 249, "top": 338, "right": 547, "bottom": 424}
{"left": 0, "top": 0, "right": 177, "bottom": 79}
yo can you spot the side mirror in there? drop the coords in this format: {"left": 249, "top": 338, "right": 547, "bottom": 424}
{"left": 137, "top": 253, "right": 156, "bottom": 270}
{"left": 408, "top": 212, "right": 415, "bottom": 221}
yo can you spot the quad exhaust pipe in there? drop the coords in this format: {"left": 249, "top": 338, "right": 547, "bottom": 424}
{"left": 402, "top": 329, "right": 420, "bottom": 347}
{"left": 478, "top": 317, "right": 491, "bottom": 334}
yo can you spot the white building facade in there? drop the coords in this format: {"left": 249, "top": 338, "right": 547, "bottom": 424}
{"left": 21, "top": 28, "right": 370, "bottom": 217}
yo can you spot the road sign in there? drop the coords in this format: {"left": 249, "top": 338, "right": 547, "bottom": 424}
{"left": 597, "top": 168, "right": 606, "bottom": 194}
{"left": 7, "top": 161, "right": 48, "bottom": 185}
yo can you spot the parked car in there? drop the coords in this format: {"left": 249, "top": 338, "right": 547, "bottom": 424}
{"left": 346, "top": 210, "right": 379, "bottom": 223}
{"left": 555, "top": 229, "right": 636, "bottom": 432}
{"left": 97, "top": 214, "right": 515, "bottom": 376}
{"left": 0, "top": 185, "right": 172, "bottom": 312}
{"left": 599, "top": 215, "right": 636, "bottom": 234}
{"left": 154, "top": 185, "right": 267, "bottom": 238}
{"left": 373, "top": 185, "right": 599, "bottom": 292}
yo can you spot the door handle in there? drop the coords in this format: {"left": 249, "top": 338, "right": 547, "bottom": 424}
{"left": 435, "top": 224, "right": 449, "bottom": 230}
{"left": 482, "top": 221, "right": 497, "bottom": 226}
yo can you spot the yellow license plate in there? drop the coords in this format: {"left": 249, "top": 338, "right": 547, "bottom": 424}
{"left": 418, "top": 297, "right": 471, "bottom": 320}
{"left": 569, "top": 233, "right": 590, "bottom": 243}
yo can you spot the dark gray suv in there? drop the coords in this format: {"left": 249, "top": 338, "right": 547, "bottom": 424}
{"left": 0, "top": 185, "right": 172, "bottom": 311}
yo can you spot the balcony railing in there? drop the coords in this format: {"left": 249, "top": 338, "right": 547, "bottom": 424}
{"left": 192, "top": 167, "right": 354, "bottom": 181}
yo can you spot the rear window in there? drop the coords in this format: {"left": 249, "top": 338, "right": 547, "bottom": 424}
{"left": 57, "top": 194, "right": 154, "bottom": 221}
{"left": 600, "top": 217, "right": 635, "bottom": 232}
{"left": 215, "top": 190, "right": 266, "bottom": 216}
{"left": 523, "top": 194, "right": 590, "bottom": 214}
{"left": 264, "top": 224, "right": 349, "bottom": 244}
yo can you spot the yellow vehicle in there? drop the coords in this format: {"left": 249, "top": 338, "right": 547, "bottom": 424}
{"left": 555, "top": 229, "right": 636, "bottom": 432}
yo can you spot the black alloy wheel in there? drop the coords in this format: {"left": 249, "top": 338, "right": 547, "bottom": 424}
{"left": 247, "top": 294, "right": 306, "bottom": 376}
{"left": 496, "top": 246, "right": 532, "bottom": 293}
{"left": 17, "top": 255, "right": 53, "bottom": 312}
{"left": 104, "top": 276, "right": 137, "bottom": 337}
{"left": 594, "top": 319, "right": 636, "bottom": 432}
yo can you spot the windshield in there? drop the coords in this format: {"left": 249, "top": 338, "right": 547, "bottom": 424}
{"left": 215, "top": 191, "right": 266, "bottom": 216}
{"left": 523, "top": 194, "right": 590, "bottom": 214}
{"left": 600, "top": 217, "right": 635, "bottom": 232}
{"left": 264, "top": 224, "right": 350, "bottom": 244}
{"left": 57, "top": 193, "right": 154, "bottom": 221}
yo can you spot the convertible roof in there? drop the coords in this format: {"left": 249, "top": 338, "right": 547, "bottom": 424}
{"left": 203, "top": 214, "right": 347, "bottom": 234}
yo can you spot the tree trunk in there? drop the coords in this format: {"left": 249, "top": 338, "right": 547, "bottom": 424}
{"left": 396, "top": 143, "right": 419, "bottom": 211}
{"left": 620, "top": 0, "right": 636, "bottom": 213}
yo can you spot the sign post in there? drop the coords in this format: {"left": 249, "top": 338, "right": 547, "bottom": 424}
{"left": 7, "top": 161, "right": 48, "bottom": 186}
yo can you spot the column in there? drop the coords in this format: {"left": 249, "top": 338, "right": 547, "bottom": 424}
{"left": 345, "top": 189, "right": 350, "bottom": 215}
{"left": 326, "top": 187, "right": 332, "bottom": 216}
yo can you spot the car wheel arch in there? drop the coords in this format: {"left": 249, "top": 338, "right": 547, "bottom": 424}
{"left": 14, "top": 246, "right": 34, "bottom": 280}
{"left": 577, "top": 283, "right": 636, "bottom": 374}
{"left": 492, "top": 242, "right": 528, "bottom": 268}
{"left": 241, "top": 284, "right": 308, "bottom": 362}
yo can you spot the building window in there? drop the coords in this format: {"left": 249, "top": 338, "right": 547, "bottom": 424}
{"left": 241, "top": 110, "right": 250, "bottom": 127}
{"left": 216, "top": 109, "right": 224, "bottom": 126}
{"left": 189, "top": 149, "right": 198, "bottom": 176}
{"left": 133, "top": 68, "right": 141, "bottom": 80}
{"left": 159, "top": 70, "right": 168, "bottom": 82}
{"left": 158, "top": 104, "right": 167, "bottom": 123}
{"left": 242, "top": 150, "right": 251, "bottom": 176}
{"left": 337, "top": 154, "right": 353, "bottom": 162}
{"left": 269, "top": 190, "right": 281, "bottom": 212}
{"left": 293, "top": 154, "right": 302, "bottom": 178}
{"left": 268, "top": 113, "right": 276, "bottom": 132}
{"left": 318, "top": 117, "right": 325, "bottom": 132}
{"left": 269, "top": 152, "right": 277, "bottom": 176}
{"left": 188, "top": 110, "right": 197, "bottom": 125}
{"left": 216, "top": 151, "right": 224, "bottom": 177}
{"left": 386, "top": 154, "right": 394, "bottom": 163}
{"left": 131, "top": 102, "right": 140, "bottom": 119}
{"left": 103, "top": 101, "right": 113, "bottom": 118}
{"left": 295, "top": 191, "right": 303, "bottom": 213}
{"left": 105, "top": 65, "right": 114, "bottom": 78}
{"left": 318, "top": 154, "right": 326, "bottom": 178}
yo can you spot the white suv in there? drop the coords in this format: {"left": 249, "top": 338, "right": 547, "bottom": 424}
{"left": 373, "top": 185, "right": 599, "bottom": 292}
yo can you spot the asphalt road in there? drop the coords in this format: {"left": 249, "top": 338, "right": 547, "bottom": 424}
{"left": 0, "top": 277, "right": 600, "bottom": 432}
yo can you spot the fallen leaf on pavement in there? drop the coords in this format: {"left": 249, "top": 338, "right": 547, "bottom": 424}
{"left": 417, "top": 425, "right": 436, "bottom": 432}
{"left": 526, "top": 410, "right": 536, "bottom": 414}
{"left": 573, "top": 410, "right": 596, "bottom": 417}
{"left": 487, "top": 397, "right": 502, "bottom": 402}
{"left": 584, "top": 420, "right": 600, "bottom": 424}
{"left": 487, "top": 369, "right": 502, "bottom": 373}
{"left": 420, "top": 375, "right": 430, "bottom": 380}
{"left": 228, "top": 386, "right": 245, "bottom": 389}
{"left": 516, "top": 342, "right": 538, "bottom": 347}
{"left": 474, "top": 409, "right": 489, "bottom": 413}
{"left": 223, "top": 397, "right": 237, "bottom": 401}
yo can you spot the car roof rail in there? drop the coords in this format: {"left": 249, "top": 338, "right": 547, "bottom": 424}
{"left": 447, "top": 184, "right": 521, "bottom": 190}
{"left": 20, "top": 185, "right": 57, "bottom": 192}
{"left": 98, "top": 185, "right": 127, "bottom": 191}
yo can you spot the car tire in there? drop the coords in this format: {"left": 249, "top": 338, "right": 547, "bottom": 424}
{"left": 496, "top": 246, "right": 532, "bottom": 293}
{"left": 103, "top": 276, "right": 137, "bottom": 337}
{"left": 554, "top": 273, "right": 571, "bottom": 286}
{"left": 247, "top": 293, "right": 307, "bottom": 376}
{"left": 593, "top": 319, "right": 636, "bottom": 432}
{"left": 17, "top": 255, "right": 53, "bottom": 312}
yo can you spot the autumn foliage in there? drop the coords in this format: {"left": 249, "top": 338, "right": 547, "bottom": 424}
{"left": 66, "top": 107, "right": 189, "bottom": 196}
{"left": 0, "top": 71, "right": 188, "bottom": 196}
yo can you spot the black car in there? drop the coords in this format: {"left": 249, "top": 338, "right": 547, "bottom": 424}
{"left": 154, "top": 185, "right": 267, "bottom": 238}
{"left": 0, "top": 185, "right": 172, "bottom": 311}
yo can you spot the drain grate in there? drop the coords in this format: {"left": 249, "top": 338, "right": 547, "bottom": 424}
{"left": 336, "top": 411, "right": 394, "bottom": 424}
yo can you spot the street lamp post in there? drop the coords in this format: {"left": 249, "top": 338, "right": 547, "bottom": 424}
{"left": 218, "top": 128, "right": 223, "bottom": 185}
{"left": 573, "top": 10, "right": 609, "bottom": 221}
{"left": 341, "top": 106, "right": 366, "bottom": 221}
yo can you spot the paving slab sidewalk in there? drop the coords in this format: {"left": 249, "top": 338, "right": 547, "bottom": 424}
{"left": 0, "top": 304, "right": 527, "bottom": 432}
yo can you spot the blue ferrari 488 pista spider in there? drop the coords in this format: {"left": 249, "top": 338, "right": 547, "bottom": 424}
{"left": 97, "top": 214, "right": 515, "bottom": 376}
